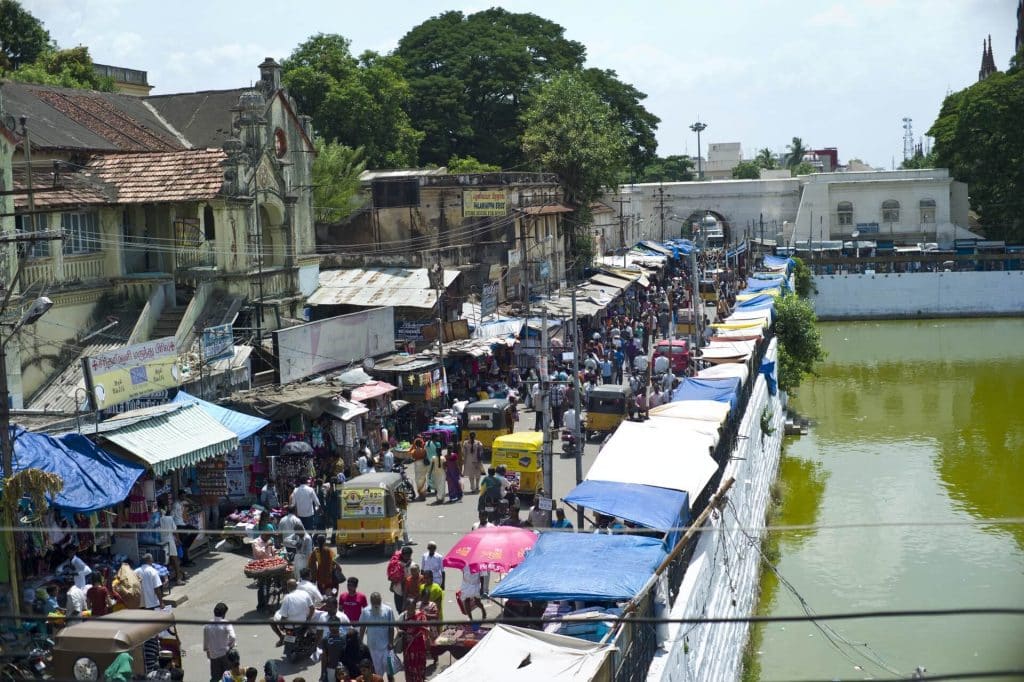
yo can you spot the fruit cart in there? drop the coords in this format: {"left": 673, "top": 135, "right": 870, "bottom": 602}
{"left": 244, "top": 557, "right": 291, "bottom": 612}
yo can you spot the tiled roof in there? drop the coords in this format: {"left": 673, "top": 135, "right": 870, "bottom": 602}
{"left": 12, "top": 168, "right": 114, "bottom": 210}
{"left": 84, "top": 149, "right": 227, "bottom": 203}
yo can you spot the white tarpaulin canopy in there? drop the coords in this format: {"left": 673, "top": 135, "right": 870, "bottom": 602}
{"left": 433, "top": 624, "right": 614, "bottom": 682}
{"left": 728, "top": 309, "right": 773, "bottom": 323}
{"left": 698, "top": 363, "right": 750, "bottom": 383}
{"left": 649, "top": 399, "right": 731, "bottom": 424}
{"left": 585, "top": 418, "right": 719, "bottom": 505}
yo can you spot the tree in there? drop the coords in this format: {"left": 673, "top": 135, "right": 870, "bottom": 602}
{"left": 927, "top": 67, "right": 1024, "bottom": 241}
{"left": 791, "top": 161, "right": 816, "bottom": 175}
{"left": 638, "top": 155, "right": 694, "bottom": 183}
{"left": 791, "top": 256, "right": 815, "bottom": 298}
{"left": 774, "top": 293, "right": 826, "bottom": 394}
{"left": 282, "top": 35, "right": 422, "bottom": 168}
{"left": 731, "top": 161, "right": 761, "bottom": 179}
{"left": 579, "top": 67, "right": 660, "bottom": 176}
{"left": 312, "top": 138, "right": 367, "bottom": 225}
{"left": 755, "top": 148, "right": 777, "bottom": 170}
{"left": 446, "top": 156, "right": 501, "bottom": 173}
{"left": 0, "top": 0, "right": 51, "bottom": 72}
{"left": 10, "top": 46, "right": 113, "bottom": 91}
{"left": 396, "top": 8, "right": 586, "bottom": 167}
{"left": 785, "top": 136, "right": 808, "bottom": 169}
{"left": 521, "top": 72, "right": 627, "bottom": 274}
{"left": 899, "top": 148, "right": 935, "bottom": 170}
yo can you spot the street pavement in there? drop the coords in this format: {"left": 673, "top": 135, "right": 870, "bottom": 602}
{"left": 171, "top": 402, "right": 603, "bottom": 680}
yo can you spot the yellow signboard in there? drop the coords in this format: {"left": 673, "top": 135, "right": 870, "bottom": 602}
{"left": 463, "top": 190, "right": 508, "bottom": 217}
{"left": 342, "top": 487, "right": 387, "bottom": 518}
{"left": 83, "top": 337, "right": 182, "bottom": 411}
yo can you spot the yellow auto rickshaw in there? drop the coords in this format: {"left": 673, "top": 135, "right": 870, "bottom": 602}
{"left": 675, "top": 308, "right": 698, "bottom": 337}
{"left": 491, "top": 431, "right": 544, "bottom": 496}
{"left": 584, "top": 385, "right": 631, "bottom": 436}
{"left": 463, "top": 398, "right": 514, "bottom": 451}
{"left": 51, "top": 609, "right": 183, "bottom": 680}
{"left": 699, "top": 279, "right": 719, "bottom": 303}
{"left": 336, "top": 471, "right": 408, "bottom": 556}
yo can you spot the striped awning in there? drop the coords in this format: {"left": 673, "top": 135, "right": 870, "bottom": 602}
{"left": 100, "top": 403, "right": 239, "bottom": 476}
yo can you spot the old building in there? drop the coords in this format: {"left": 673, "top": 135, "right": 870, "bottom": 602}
{"left": 0, "top": 59, "right": 319, "bottom": 408}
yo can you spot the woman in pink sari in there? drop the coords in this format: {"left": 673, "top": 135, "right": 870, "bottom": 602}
{"left": 445, "top": 450, "right": 463, "bottom": 502}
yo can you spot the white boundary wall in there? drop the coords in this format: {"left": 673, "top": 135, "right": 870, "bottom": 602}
{"left": 811, "top": 270, "right": 1024, "bottom": 319}
{"left": 647, "top": 339, "right": 785, "bottom": 682}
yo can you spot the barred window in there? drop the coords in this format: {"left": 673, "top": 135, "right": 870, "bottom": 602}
{"left": 920, "top": 199, "right": 936, "bottom": 224}
{"left": 881, "top": 200, "right": 900, "bottom": 223}
{"left": 837, "top": 201, "right": 853, "bottom": 226}
{"left": 18, "top": 214, "right": 51, "bottom": 259}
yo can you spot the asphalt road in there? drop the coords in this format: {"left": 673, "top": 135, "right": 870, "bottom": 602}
{"left": 171, "top": 403, "right": 604, "bottom": 680}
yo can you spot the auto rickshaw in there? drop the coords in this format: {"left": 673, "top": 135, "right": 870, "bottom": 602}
{"left": 699, "top": 279, "right": 719, "bottom": 303}
{"left": 675, "top": 308, "right": 698, "bottom": 337}
{"left": 336, "top": 471, "right": 407, "bottom": 556}
{"left": 463, "top": 399, "right": 514, "bottom": 451}
{"left": 491, "top": 431, "right": 544, "bottom": 496}
{"left": 51, "top": 609, "right": 182, "bottom": 680}
{"left": 584, "top": 385, "right": 631, "bottom": 436}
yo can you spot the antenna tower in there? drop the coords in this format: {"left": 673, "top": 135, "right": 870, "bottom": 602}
{"left": 902, "top": 117, "right": 914, "bottom": 160}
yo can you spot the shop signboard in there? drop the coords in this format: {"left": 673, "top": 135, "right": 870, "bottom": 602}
{"left": 462, "top": 190, "right": 508, "bottom": 217}
{"left": 202, "top": 323, "right": 234, "bottom": 362}
{"left": 855, "top": 222, "right": 880, "bottom": 234}
{"left": 397, "top": 319, "right": 432, "bottom": 341}
{"left": 480, "top": 281, "right": 499, "bottom": 318}
{"left": 274, "top": 307, "right": 395, "bottom": 384}
{"left": 342, "top": 487, "right": 387, "bottom": 518}
{"left": 83, "top": 337, "right": 182, "bottom": 411}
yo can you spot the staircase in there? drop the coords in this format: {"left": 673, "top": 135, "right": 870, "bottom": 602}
{"left": 152, "top": 305, "right": 187, "bottom": 340}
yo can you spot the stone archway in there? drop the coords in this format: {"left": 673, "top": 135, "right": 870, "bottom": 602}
{"left": 683, "top": 209, "right": 731, "bottom": 245}
{"left": 258, "top": 197, "right": 286, "bottom": 268}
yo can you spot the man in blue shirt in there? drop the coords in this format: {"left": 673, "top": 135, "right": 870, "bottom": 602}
{"left": 551, "top": 508, "right": 573, "bottom": 530}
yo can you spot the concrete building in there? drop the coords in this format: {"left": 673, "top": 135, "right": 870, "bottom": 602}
{"left": 92, "top": 64, "right": 153, "bottom": 96}
{"left": 704, "top": 142, "right": 743, "bottom": 180}
{"left": 0, "top": 59, "right": 319, "bottom": 408}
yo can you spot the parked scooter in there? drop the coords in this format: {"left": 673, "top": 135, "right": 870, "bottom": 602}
{"left": 560, "top": 429, "right": 578, "bottom": 459}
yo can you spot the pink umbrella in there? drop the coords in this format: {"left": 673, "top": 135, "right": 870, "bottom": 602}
{"left": 442, "top": 526, "right": 538, "bottom": 574}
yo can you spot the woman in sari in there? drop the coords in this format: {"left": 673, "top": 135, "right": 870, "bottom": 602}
{"left": 399, "top": 599, "right": 431, "bottom": 682}
{"left": 307, "top": 534, "right": 337, "bottom": 594}
{"left": 445, "top": 450, "right": 463, "bottom": 502}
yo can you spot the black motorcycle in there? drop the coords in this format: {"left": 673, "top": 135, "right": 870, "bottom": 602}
{"left": 282, "top": 623, "right": 318, "bottom": 664}
{"left": 560, "top": 429, "right": 578, "bottom": 459}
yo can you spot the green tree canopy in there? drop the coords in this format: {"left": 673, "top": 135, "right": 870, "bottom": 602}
{"left": 0, "top": 0, "right": 51, "bottom": 72}
{"left": 521, "top": 72, "right": 627, "bottom": 274}
{"left": 638, "top": 154, "right": 694, "bottom": 183}
{"left": 10, "top": 46, "right": 113, "bottom": 91}
{"left": 396, "top": 8, "right": 586, "bottom": 167}
{"left": 927, "top": 66, "right": 1024, "bottom": 241}
{"left": 312, "top": 138, "right": 367, "bottom": 225}
{"left": 774, "top": 292, "right": 826, "bottom": 394}
{"left": 792, "top": 161, "right": 816, "bottom": 175}
{"left": 731, "top": 160, "right": 761, "bottom": 179}
{"left": 579, "top": 67, "right": 659, "bottom": 176}
{"left": 755, "top": 147, "right": 777, "bottom": 169}
{"left": 282, "top": 34, "right": 422, "bottom": 168}
{"left": 785, "top": 136, "right": 808, "bottom": 169}
{"left": 446, "top": 155, "right": 501, "bottom": 173}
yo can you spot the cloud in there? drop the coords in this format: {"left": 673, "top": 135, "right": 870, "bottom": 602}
{"left": 107, "top": 31, "right": 143, "bottom": 59}
{"left": 807, "top": 4, "right": 857, "bottom": 28}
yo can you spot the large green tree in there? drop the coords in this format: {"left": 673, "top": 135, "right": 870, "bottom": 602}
{"left": 785, "top": 136, "right": 808, "bottom": 169}
{"left": 522, "top": 72, "right": 627, "bottom": 274}
{"left": 774, "top": 292, "right": 826, "bottom": 394}
{"left": 10, "top": 46, "right": 113, "bottom": 91}
{"left": 282, "top": 34, "right": 422, "bottom": 168}
{"left": 927, "top": 65, "right": 1024, "bottom": 241}
{"left": 731, "top": 160, "right": 761, "bottom": 179}
{"left": 638, "top": 154, "right": 694, "bottom": 183}
{"left": 755, "top": 147, "right": 777, "bottom": 169}
{"left": 395, "top": 8, "right": 586, "bottom": 167}
{"left": 312, "top": 139, "right": 366, "bottom": 225}
{"left": 0, "top": 0, "right": 51, "bottom": 72}
{"left": 579, "top": 67, "right": 659, "bottom": 176}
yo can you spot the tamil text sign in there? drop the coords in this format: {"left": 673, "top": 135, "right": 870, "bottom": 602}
{"left": 463, "top": 190, "right": 508, "bottom": 217}
{"left": 480, "top": 281, "right": 499, "bottom": 318}
{"left": 274, "top": 307, "right": 395, "bottom": 384}
{"left": 83, "top": 337, "right": 182, "bottom": 411}
{"left": 201, "top": 323, "right": 234, "bottom": 362}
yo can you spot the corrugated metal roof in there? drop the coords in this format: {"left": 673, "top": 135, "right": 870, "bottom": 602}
{"left": 308, "top": 267, "right": 461, "bottom": 309}
{"left": 99, "top": 403, "right": 238, "bottom": 476}
{"left": 589, "top": 274, "right": 630, "bottom": 290}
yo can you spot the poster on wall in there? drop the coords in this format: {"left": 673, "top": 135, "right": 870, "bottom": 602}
{"left": 83, "top": 337, "right": 182, "bottom": 411}
{"left": 463, "top": 190, "right": 508, "bottom": 217}
{"left": 273, "top": 307, "right": 395, "bottom": 384}
{"left": 341, "top": 487, "right": 387, "bottom": 518}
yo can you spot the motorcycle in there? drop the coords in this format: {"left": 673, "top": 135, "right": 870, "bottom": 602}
{"left": 281, "top": 623, "right": 318, "bottom": 664}
{"left": 560, "top": 429, "right": 578, "bottom": 459}
{"left": 391, "top": 462, "right": 417, "bottom": 502}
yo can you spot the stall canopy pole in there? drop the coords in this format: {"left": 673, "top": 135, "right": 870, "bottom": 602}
{"left": 570, "top": 287, "right": 584, "bottom": 529}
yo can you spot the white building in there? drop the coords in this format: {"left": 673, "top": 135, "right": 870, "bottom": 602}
{"left": 704, "top": 142, "right": 743, "bottom": 180}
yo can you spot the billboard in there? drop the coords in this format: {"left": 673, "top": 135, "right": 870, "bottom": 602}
{"left": 480, "top": 281, "right": 499, "bottom": 318}
{"left": 83, "top": 337, "right": 182, "bottom": 411}
{"left": 201, "top": 323, "right": 234, "bottom": 362}
{"left": 274, "top": 307, "right": 395, "bottom": 384}
{"left": 463, "top": 190, "right": 508, "bottom": 217}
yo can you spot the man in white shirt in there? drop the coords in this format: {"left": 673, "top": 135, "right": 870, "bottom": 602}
{"left": 563, "top": 407, "right": 578, "bottom": 434}
{"left": 380, "top": 445, "right": 395, "bottom": 472}
{"left": 359, "top": 592, "right": 395, "bottom": 682}
{"left": 356, "top": 450, "right": 372, "bottom": 476}
{"left": 260, "top": 478, "right": 280, "bottom": 510}
{"left": 157, "top": 505, "right": 182, "bottom": 584}
{"left": 134, "top": 553, "right": 164, "bottom": 609}
{"left": 633, "top": 352, "right": 649, "bottom": 376}
{"left": 296, "top": 568, "right": 324, "bottom": 605}
{"left": 289, "top": 478, "right": 321, "bottom": 531}
{"left": 59, "top": 547, "right": 92, "bottom": 589}
{"left": 312, "top": 597, "right": 350, "bottom": 638}
{"left": 271, "top": 579, "right": 315, "bottom": 644}
{"left": 277, "top": 508, "right": 301, "bottom": 549}
{"left": 203, "top": 602, "right": 236, "bottom": 682}
{"left": 421, "top": 542, "right": 445, "bottom": 589}
{"left": 64, "top": 581, "right": 87, "bottom": 618}
{"left": 172, "top": 489, "right": 198, "bottom": 567}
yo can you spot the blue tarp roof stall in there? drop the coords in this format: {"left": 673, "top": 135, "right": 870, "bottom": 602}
{"left": 762, "top": 255, "right": 795, "bottom": 272}
{"left": 490, "top": 533, "right": 667, "bottom": 602}
{"left": 637, "top": 240, "right": 674, "bottom": 257}
{"left": 6, "top": 426, "right": 144, "bottom": 513}
{"left": 671, "top": 376, "right": 741, "bottom": 410}
{"left": 745, "top": 277, "right": 784, "bottom": 292}
{"left": 735, "top": 294, "right": 776, "bottom": 313}
{"left": 564, "top": 480, "right": 691, "bottom": 531}
{"left": 471, "top": 318, "right": 524, "bottom": 340}
{"left": 172, "top": 391, "right": 270, "bottom": 440}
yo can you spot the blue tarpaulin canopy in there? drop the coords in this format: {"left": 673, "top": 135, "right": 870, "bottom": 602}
{"left": 564, "top": 480, "right": 690, "bottom": 531}
{"left": 490, "top": 533, "right": 667, "bottom": 602}
{"left": 6, "top": 426, "right": 144, "bottom": 512}
{"left": 671, "top": 377, "right": 741, "bottom": 410}
{"left": 736, "top": 294, "right": 776, "bottom": 312}
{"left": 763, "top": 255, "right": 795, "bottom": 273}
{"left": 172, "top": 391, "right": 269, "bottom": 440}
{"left": 745, "top": 277, "right": 784, "bottom": 292}
{"left": 760, "top": 358, "right": 778, "bottom": 396}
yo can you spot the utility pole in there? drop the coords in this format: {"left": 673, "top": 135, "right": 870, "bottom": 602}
{"left": 430, "top": 259, "right": 447, "bottom": 406}
{"left": 540, "top": 302, "right": 552, "bottom": 499}
{"left": 655, "top": 185, "right": 667, "bottom": 242}
{"left": 690, "top": 245, "right": 701, "bottom": 359}
{"left": 690, "top": 120, "right": 708, "bottom": 180}
{"left": 570, "top": 287, "right": 584, "bottom": 528}
{"left": 612, "top": 196, "right": 631, "bottom": 266}
{"left": 759, "top": 212, "right": 765, "bottom": 265}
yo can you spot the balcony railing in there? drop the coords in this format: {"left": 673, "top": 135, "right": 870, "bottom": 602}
{"left": 63, "top": 254, "right": 106, "bottom": 282}
{"left": 21, "top": 259, "right": 54, "bottom": 289}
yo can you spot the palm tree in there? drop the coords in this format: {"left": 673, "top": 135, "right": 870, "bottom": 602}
{"left": 786, "top": 137, "right": 808, "bottom": 169}
{"left": 756, "top": 148, "right": 777, "bottom": 170}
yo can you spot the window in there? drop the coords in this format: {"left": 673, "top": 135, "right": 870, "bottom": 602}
{"left": 17, "top": 214, "right": 51, "bottom": 259}
{"left": 62, "top": 212, "right": 101, "bottom": 255}
{"left": 881, "top": 200, "right": 900, "bottom": 223}
{"left": 203, "top": 205, "right": 216, "bottom": 241}
{"left": 919, "top": 199, "right": 936, "bottom": 224}
{"left": 837, "top": 201, "right": 853, "bottom": 226}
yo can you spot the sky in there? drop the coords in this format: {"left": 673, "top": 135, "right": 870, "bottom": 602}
{"left": 21, "top": 0, "right": 1017, "bottom": 169}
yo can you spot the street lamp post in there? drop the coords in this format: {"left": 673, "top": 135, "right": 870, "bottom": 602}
{"left": 690, "top": 121, "right": 708, "bottom": 180}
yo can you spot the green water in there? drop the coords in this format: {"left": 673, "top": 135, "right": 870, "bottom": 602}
{"left": 752, "top": 319, "right": 1024, "bottom": 682}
